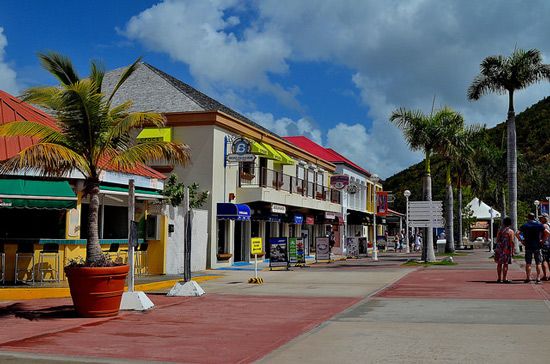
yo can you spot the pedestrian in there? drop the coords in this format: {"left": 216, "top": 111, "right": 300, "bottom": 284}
{"left": 516, "top": 212, "right": 546, "bottom": 284}
{"left": 494, "top": 217, "right": 514, "bottom": 283}
{"left": 414, "top": 233, "right": 422, "bottom": 251}
{"left": 539, "top": 213, "right": 550, "bottom": 281}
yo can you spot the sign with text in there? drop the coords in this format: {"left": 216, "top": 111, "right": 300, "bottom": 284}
{"left": 269, "top": 237, "right": 288, "bottom": 268}
{"left": 251, "top": 237, "right": 263, "bottom": 255}
{"left": 408, "top": 200, "right": 444, "bottom": 228}
{"left": 315, "top": 237, "right": 331, "bottom": 261}
{"left": 345, "top": 237, "right": 359, "bottom": 257}
{"left": 271, "top": 204, "right": 286, "bottom": 214}
{"left": 289, "top": 237, "right": 298, "bottom": 263}
{"left": 226, "top": 154, "right": 255, "bottom": 162}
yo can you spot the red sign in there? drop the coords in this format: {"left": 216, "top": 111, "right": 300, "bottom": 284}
{"left": 306, "top": 215, "right": 315, "bottom": 225}
{"left": 376, "top": 191, "right": 388, "bottom": 216}
{"left": 330, "top": 175, "right": 350, "bottom": 190}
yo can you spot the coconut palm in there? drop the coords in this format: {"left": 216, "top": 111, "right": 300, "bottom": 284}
{"left": 390, "top": 107, "right": 454, "bottom": 262}
{"left": 0, "top": 52, "right": 191, "bottom": 265}
{"left": 468, "top": 48, "right": 550, "bottom": 252}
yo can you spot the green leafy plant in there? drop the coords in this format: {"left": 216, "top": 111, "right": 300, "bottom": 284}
{"left": 163, "top": 174, "right": 209, "bottom": 208}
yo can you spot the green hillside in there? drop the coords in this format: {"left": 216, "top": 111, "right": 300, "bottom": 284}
{"left": 384, "top": 96, "right": 550, "bottom": 217}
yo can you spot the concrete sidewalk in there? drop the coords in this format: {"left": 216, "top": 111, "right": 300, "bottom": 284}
{"left": 1, "top": 250, "right": 549, "bottom": 363}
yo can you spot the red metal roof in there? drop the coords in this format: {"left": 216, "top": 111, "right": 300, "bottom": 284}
{"left": 283, "top": 135, "right": 371, "bottom": 176}
{"left": 0, "top": 90, "right": 165, "bottom": 180}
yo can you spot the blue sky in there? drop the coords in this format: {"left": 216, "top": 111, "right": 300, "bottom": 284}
{"left": 1, "top": 1, "right": 550, "bottom": 178}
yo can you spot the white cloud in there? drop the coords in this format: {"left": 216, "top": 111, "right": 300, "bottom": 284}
{"left": 247, "top": 111, "right": 322, "bottom": 144}
{"left": 0, "top": 27, "right": 19, "bottom": 95}
{"left": 122, "top": 0, "right": 550, "bottom": 178}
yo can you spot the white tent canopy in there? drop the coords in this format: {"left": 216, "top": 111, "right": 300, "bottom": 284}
{"left": 466, "top": 197, "right": 501, "bottom": 219}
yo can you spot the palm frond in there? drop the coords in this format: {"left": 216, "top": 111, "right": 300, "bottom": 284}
{"left": 0, "top": 121, "right": 67, "bottom": 144}
{"left": 90, "top": 60, "right": 105, "bottom": 95}
{"left": 108, "top": 57, "right": 142, "bottom": 104}
{"left": 107, "top": 141, "right": 191, "bottom": 171}
{"left": 21, "top": 86, "right": 63, "bottom": 112}
{"left": 0, "top": 143, "right": 90, "bottom": 177}
{"left": 38, "top": 52, "right": 80, "bottom": 86}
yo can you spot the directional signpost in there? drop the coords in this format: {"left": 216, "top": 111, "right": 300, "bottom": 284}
{"left": 408, "top": 201, "right": 444, "bottom": 228}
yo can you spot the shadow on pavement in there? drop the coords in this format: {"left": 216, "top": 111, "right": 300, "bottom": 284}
{"left": 0, "top": 302, "right": 77, "bottom": 320}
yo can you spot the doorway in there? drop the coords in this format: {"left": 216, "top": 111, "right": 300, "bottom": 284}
{"left": 234, "top": 221, "right": 243, "bottom": 262}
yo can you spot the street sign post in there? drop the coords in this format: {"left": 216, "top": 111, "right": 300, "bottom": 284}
{"left": 249, "top": 237, "right": 264, "bottom": 284}
{"left": 408, "top": 201, "right": 444, "bottom": 228}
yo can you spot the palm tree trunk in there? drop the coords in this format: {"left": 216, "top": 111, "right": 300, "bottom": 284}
{"left": 458, "top": 175, "right": 464, "bottom": 248}
{"left": 501, "top": 187, "right": 507, "bottom": 221}
{"left": 445, "top": 166, "right": 454, "bottom": 253}
{"left": 507, "top": 91, "right": 519, "bottom": 253}
{"left": 422, "top": 152, "right": 436, "bottom": 262}
{"left": 86, "top": 179, "right": 104, "bottom": 265}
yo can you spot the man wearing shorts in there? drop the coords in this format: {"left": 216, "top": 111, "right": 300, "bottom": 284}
{"left": 516, "top": 213, "right": 545, "bottom": 284}
{"left": 539, "top": 214, "right": 550, "bottom": 280}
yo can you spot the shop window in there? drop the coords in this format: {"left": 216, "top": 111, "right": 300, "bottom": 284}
{"left": 0, "top": 209, "right": 65, "bottom": 239}
{"left": 217, "top": 220, "right": 227, "bottom": 253}
{"left": 146, "top": 215, "right": 160, "bottom": 240}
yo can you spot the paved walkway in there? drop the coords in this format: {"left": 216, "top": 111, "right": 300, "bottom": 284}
{"left": 0, "top": 250, "right": 549, "bottom": 363}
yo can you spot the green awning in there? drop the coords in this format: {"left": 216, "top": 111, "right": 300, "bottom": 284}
{"left": 0, "top": 178, "right": 77, "bottom": 209}
{"left": 261, "top": 143, "right": 282, "bottom": 162}
{"left": 251, "top": 141, "right": 268, "bottom": 156}
{"left": 99, "top": 185, "right": 164, "bottom": 200}
{"left": 277, "top": 150, "right": 295, "bottom": 165}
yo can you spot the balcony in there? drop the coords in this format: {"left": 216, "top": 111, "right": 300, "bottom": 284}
{"left": 238, "top": 166, "right": 341, "bottom": 204}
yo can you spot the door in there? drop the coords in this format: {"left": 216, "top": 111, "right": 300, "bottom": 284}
{"left": 234, "top": 221, "right": 243, "bottom": 262}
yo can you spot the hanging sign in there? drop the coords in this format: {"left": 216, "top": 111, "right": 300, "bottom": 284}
{"left": 227, "top": 137, "right": 255, "bottom": 162}
{"left": 306, "top": 215, "right": 315, "bottom": 225}
{"left": 330, "top": 175, "right": 350, "bottom": 190}
{"left": 251, "top": 237, "right": 263, "bottom": 255}
{"left": 293, "top": 214, "right": 304, "bottom": 224}
{"left": 325, "top": 212, "right": 336, "bottom": 220}
{"left": 269, "top": 237, "right": 288, "bottom": 268}
{"left": 376, "top": 191, "right": 388, "bottom": 216}
{"left": 315, "top": 237, "right": 331, "bottom": 261}
{"left": 271, "top": 204, "right": 286, "bottom": 214}
{"left": 347, "top": 182, "right": 359, "bottom": 194}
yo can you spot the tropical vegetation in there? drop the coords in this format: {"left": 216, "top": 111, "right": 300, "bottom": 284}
{"left": 0, "top": 52, "right": 191, "bottom": 266}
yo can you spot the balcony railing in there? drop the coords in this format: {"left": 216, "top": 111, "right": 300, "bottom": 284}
{"left": 239, "top": 166, "right": 341, "bottom": 204}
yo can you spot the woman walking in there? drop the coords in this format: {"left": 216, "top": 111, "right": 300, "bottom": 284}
{"left": 494, "top": 217, "right": 515, "bottom": 283}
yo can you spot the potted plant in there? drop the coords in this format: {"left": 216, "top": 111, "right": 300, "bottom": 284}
{"left": 0, "top": 52, "right": 190, "bottom": 317}
{"left": 217, "top": 253, "right": 233, "bottom": 261}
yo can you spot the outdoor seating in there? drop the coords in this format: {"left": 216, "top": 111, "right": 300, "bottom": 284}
{"left": 135, "top": 243, "right": 149, "bottom": 276}
{"left": 14, "top": 243, "right": 35, "bottom": 284}
{"left": 0, "top": 243, "right": 5, "bottom": 285}
{"left": 38, "top": 243, "right": 60, "bottom": 283}
{"left": 102, "top": 243, "right": 120, "bottom": 261}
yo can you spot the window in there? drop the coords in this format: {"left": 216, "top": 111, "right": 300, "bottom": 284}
{"left": 217, "top": 220, "right": 227, "bottom": 254}
{"left": 146, "top": 215, "right": 160, "bottom": 240}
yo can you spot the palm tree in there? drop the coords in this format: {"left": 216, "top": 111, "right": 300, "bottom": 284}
{"left": 468, "top": 48, "right": 550, "bottom": 252}
{"left": 0, "top": 52, "right": 191, "bottom": 265}
{"left": 390, "top": 107, "right": 452, "bottom": 262}
{"left": 435, "top": 112, "right": 482, "bottom": 253}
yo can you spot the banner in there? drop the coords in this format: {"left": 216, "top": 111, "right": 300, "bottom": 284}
{"left": 296, "top": 238, "right": 306, "bottom": 265}
{"left": 289, "top": 237, "right": 298, "bottom": 263}
{"left": 315, "top": 237, "right": 331, "bottom": 261}
{"left": 376, "top": 191, "right": 388, "bottom": 216}
{"left": 346, "top": 237, "right": 359, "bottom": 257}
{"left": 541, "top": 201, "right": 549, "bottom": 215}
{"left": 330, "top": 174, "right": 350, "bottom": 190}
{"left": 269, "top": 237, "right": 288, "bottom": 268}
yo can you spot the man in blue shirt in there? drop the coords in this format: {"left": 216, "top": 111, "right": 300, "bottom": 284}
{"left": 516, "top": 213, "right": 546, "bottom": 283}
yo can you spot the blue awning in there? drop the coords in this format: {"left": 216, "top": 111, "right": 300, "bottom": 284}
{"left": 217, "top": 203, "right": 251, "bottom": 220}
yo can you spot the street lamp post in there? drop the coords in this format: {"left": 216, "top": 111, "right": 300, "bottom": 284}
{"left": 371, "top": 174, "right": 380, "bottom": 261}
{"left": 404, "top": 190, "right": 411, "bottom": 254}
{"left": 534, "top": 200, "right": 540, "bottom": 219}
{"left": 489, "top": 208, "right": 494, "bottom": 253}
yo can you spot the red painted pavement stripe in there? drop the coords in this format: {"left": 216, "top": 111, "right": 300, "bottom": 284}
{"left": 0, "top": 294, "right": 359, "bottom": 363}
{"left": 375, "top": 269, "right": 548, "bottom": 300}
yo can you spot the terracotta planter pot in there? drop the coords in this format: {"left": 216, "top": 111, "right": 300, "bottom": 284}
{"left": 65, "top": 265, "right": 129, "bottom": 318}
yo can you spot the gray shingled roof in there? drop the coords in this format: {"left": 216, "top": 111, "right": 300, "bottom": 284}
{"left": 103, "top": 62, "right": 278, "bottom": 137}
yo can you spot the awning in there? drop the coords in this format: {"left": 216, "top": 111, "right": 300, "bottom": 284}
{"left": 251, "top": 141, "right": 268, "bottom": 156}
{"left": 0, "top": 178, "right": 77, "bottom": 209}
{"left": 99, "top": 185, "right": 164, "bottom": 200}
{"left": 217, "top": 203, "right": 251, "bottom": 220}
{"left": 261, "top": 143, "right": 282, "bottom": 162}
{"left": 277, "top": 150, "right": 295, "bottom": 165}
{"left": 136, "top": 127, "right": 172, "bottom": 142}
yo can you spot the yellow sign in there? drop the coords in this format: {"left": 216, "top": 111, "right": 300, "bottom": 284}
{"left": 251, "top": 237, "right": 263, "bottom": 255}
{"left": 137, "top": 127, "right": 172, "bottom": 142}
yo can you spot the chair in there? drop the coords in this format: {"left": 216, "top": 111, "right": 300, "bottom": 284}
{"left": 135, "top": 243, "right": 149, "bottom": 276}
{"left": 0, "top": 243, "right": 5, "bottom": 285}
{"left": 38, "top": 243, "right": 60, "bottom": 283}
{"left": 102, "top": 243, "right": 120, "bottom": 261}
{"left": 14, "top": 243, "right": 35, "bottom": 284}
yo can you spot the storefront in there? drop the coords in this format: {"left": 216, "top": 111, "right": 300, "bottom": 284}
{"left": 216, "top": 203, "right": 251, "bottom": 262}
